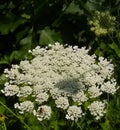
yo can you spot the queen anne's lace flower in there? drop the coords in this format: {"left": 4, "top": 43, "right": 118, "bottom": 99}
{"left": 1, "top": 42, "right": 119, "bottom": 121}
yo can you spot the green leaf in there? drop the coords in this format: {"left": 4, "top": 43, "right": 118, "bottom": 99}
{"left": 109, "top": 43, "right": 120, "bottom": 57}
{"left": 85, "top": 0, "right": 105, "bottom": 11}
{"left": 84, "top": 101, "right": 90, "bottom": 110}
{"left": 8, "top": 35, "right": 32, "bottom": 60}
{"left": 0, "top": 23, "right": 13, "bottom": 34}
{"left": 21, "top": 14, "right": 31, "bottom": 19}
{"left": 0, "top": 55, "right": 11, "bottom": 65}
{"left": 50, "top": 121, "right": 60, "bottom": 130}
{"left": 16, "top": 28, "right": 29, "bottom": 43}
{"left": 0, "top": 74, "right": 7, "bottom": 87}
{"left": 58, "top": 120, "right": 66, "bottom": 126}
{"left": 20, "top": 35, "right": 32, "bottom": 46}
{"left": 0, "top": 105, "right": 5, "bottom": 114}
{"left": 65, "top": 1, "right": 84, "bottom": 15}
{"left": 0, "top": 19, "right": 26, "bottom": 35}
{"left": 101, "top": 119, "right": 112, "bottom": 130}
{"left": 0, "top": 60, "right": 9, "bottom": 65}
{"left": 39, "top": 27, "right": 62, "bottom": 46}
{"left": 10, "top": 19, "right": 26, "bottom": 32}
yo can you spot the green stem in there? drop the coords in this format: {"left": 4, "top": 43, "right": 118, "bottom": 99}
{"left": 0, "top": 101, "right": 32, "bottom": 130}
{"left": 3, "top": 122, "right": 7, "bottom": 130}
{"left": 77, "top": 123, "right": 83, "bottom": 130}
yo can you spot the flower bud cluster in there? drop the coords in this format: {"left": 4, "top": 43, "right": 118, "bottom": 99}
{"left": 1, "top": 42, "right": 119, "bottom": 121}
{"left": 89, "top": 11, "right": 116, "bottom": 36}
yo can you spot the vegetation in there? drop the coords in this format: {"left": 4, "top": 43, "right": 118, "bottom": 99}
{"left": 0, "top": 0, "right": 120, "bottom": 129}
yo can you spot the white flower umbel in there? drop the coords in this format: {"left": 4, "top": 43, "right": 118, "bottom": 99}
{"left": 14, "top": 101, "right": 34, "bottom": 114}
{"left": 33, "top": 105, "right": 51, "bottom": 121}
{"left": 72, "top": 91, "right": 88, "bottom": 105}
{"left": 35, "top": 92, "right": 49, "bottom": 104}
{"left": 101, "top": 81, "right": 117, "bottom": 94}
{"left": 88, "top": 101, "right": 106, "bottom": 120}
{"left": 17, "top": 86, "right": 32, "bottom": 97}
{"left": 50, "top": 87, "right": 63, "bottom": 99}
{"left": 33, "top": 85, "right": 45, "bottom": 95}
{"left": 1, "top": 42, "right": 119, "bottom": 122}
{"left": 4, "top": 65, "right": 20, "bottom": 80}
{"left": 66, "top": 106, "right": 83, "bottom": 121}
{"left": 1, "top": 84, "right": 19, "bottom": 96}
{"left": 55, "top": 96, "right": 69, "bottom": 110}
{"left": 88, "top": 86, "right": 102, "bottom": 98}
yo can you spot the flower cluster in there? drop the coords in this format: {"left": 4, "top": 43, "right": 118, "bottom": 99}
{"left": 14, "top": 101, "right": 34, "bottom": 114}
{"left": 89, "top": 11, "right": 116, "bottom": 36}
{"left": 88, "top": 101, "right": 106, "bottom": 120}
{"left": 1, "top": 42, "right": 119, "bottom": 121}
{"left": 66, "top": 106, "right": 83, "bottom": 121}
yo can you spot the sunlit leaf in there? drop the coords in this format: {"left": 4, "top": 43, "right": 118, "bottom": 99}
{"left": 39, "top": 27, "right": 62, "bottom": 46}
{"left": 65, "top": 1, "right": 84, "bottom": 15}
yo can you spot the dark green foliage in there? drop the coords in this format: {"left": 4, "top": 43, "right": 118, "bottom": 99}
{"left": 0, "top": 0, "right": 119, "bottom": 65}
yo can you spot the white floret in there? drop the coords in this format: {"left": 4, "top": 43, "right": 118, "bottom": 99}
{"left": 88, "top": 101, "right": 106, "bottom": 120}
{"left": 55, "top": 96, "right": 69, "bottom": 110}
{"left": 66, "top": 106, "right": 84, "bottom": 121}
{"left": 14, "top": 101, "right": 34, "bottom": 114}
